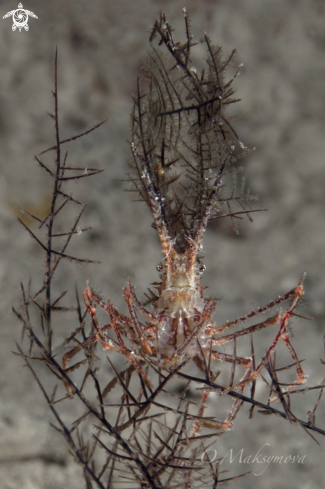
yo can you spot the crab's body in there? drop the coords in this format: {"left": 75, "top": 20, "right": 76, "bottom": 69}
{"left": 64, "top": 226, "right": 305, "bottom": 434}
{"left": 63, "top": 11, "right": 307, "bottom": 436}
{"left": 153, "top": 250, "right": 208, "bottom": 359}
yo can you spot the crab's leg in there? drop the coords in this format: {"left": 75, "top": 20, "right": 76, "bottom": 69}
{"left": 62, "top": 317, "right": 125, "bottom": 395}
{"left": 208, "top": 349, "right": 254, "bottom": 430}
{"left": 187, "top": 351, "right": 252, "bottom": 439}
{"left": 211, "top": 350, "right": 252, "bottom": 368}
{"left": 218, "top": 282, "right": 306, "bottom": 401}
{"left": 62, "top": 327, "right": 119, "bottom": 371}
{"left": 210, "top": 276, "right": 305, "bottom": 336}
{"left": 85, "top": 282, "right": 155, "bottom": 352}
{"left": 211, "top": 313, "right": 281, "bottom": 347}
{"left": 125, "top": 283, "right": 163, "bottom": 325}
{"left": 123, "top": 282, "right": 153, "bottom": 354}
{"left": 84, "top": 286, "right": 153, "bottom": 389}
{"left": 254, "top": 303, "right": 306, "bottom": 402}
{"left": 187, "top": 354, "right": 214, "bottom": 439}
{"left": 163, "top": 300, "right": 216, "bottom": 368}
{"left": 85, "top": 283, "right": 152, "bottom": 340}
{"left": 85, "top": 284, "right": 135, "bottom": 330}
{"left": 109, "top": 316, "right": 154, "bottom": 390}
{"left": 83, "top": 287, "right": 133, "bottom": 347}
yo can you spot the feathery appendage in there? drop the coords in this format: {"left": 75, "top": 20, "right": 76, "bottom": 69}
{"left": 129, "top": 9, "right": 258, "bottom": 256}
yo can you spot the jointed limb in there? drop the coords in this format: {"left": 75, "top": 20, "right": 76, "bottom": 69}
{"left": 123, "top": 282, "right": 153, "bottom": 354}
{"left": 125, "top": 282, "right": 163, "bottom": 325}
{"left": 187, "top": 278, "right": 306, "bottom": 435}
{"left": 62, "top": 284, "right": 154, "bottom": 391}
{"left": 213, "top": 277, "right": 306, "bottom": 401}
{"left": 188, "top": 349, "right": 253, "bottom": 438}
{"left": 164, "top": 300, "right": 217, "bottom": 368}
{"left": 83, "top": 285, "right": 154, "bottom": 389}
{"left": 211, "top": 276, "right": 305, "bottom": 336}
{"left": 62, "top": 326, "right": 120, "bottom": 371}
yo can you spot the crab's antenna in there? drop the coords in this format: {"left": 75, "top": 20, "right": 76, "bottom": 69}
{"left": 191, "top": 154, "right": 229, "bottom": 256}
{"left": 131, "top": 143, "right": 173, "bottom": 258}
{"left": 128, "top": 11, "right": 252, "bottom": 257}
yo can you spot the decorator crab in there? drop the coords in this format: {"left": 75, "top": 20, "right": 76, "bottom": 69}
{"left": 63, "top": 10, "right": 306, "bottom": 434}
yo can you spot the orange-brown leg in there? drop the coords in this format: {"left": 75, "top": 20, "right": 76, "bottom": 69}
{"left": 84, "top": 285, "right": 154, "bottom": 389}
{"left": 187, "top": 350, "right": 253, "bottom": 439}
{"left": 212, "top": 279, "right": 306, "bottom": 402}
{"left": 210, "top": 275, "right": 306, "bottom": 336}
{"left": 163, "top": 300, "right": 216, "bottom": 368}
{"left": 123, "top": 282, "right": 153, "bottom": 354}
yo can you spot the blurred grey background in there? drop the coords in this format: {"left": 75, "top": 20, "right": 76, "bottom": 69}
{"left": 0, "top": 0, "right": 325, "bottom": 487}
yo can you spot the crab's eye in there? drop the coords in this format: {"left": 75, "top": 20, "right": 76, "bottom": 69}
{"left": 156, "top": 263, "right": 163, "bottom": 272}
{"left": 199, "top": 264, "right": 206, "bottom": 272}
